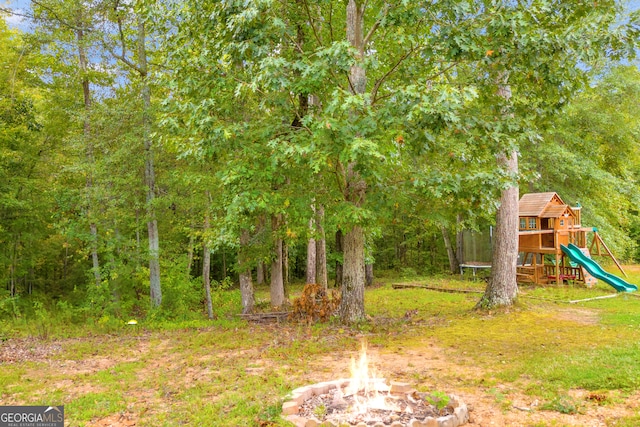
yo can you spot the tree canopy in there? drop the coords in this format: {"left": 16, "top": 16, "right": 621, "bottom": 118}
{"left": 0, "top": 1, "right": 639, "bottom": 322}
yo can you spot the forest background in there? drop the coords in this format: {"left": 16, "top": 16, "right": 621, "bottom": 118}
{"left": 1, "top": 0, "right": 640, "bottom": 327}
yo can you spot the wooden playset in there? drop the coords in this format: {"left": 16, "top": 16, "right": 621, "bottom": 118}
{"left": 516, "top": 192, "right": 629, "bottom": 287}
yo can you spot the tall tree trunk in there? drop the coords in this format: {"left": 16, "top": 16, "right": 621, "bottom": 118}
{"left": 346, "top": 0, "right": 366, "bottom": 95}
{"left": 478, "top": 78, "right": 518, "bottom": 308}
{"left": 63, "top": 244, "right": 69, "bottom": 281}
{"left": 186, "top": 232, "right": 195, "bottom": 276}
{"left": 202, "top": 246, "right": 214, "bottom": 319}
{"left": 335, "top": 229, "right": 344, "bottom": 288}
{"left": 365, "top": 263, "right": 374, "bottom": 287}
{"left": 9, "top": 239, "right": 17, "bottom": 297}
{"left": 77, "top": 25, "right": 101, "bottom": 288}
{"left": 306, "top": 214, "right": 317, "bottom": 284}
{"left": 9, "top": 268, "right": 15, "bottom": 297}
{"left": 135, "top": 208, "right": 141, "bottom": 260}
{"left": 441, "top": 225, "right": 459, "bottom": 274}
{"left": 456, "top": 214, "right": 464, "bottom": 266}
{"left": 222, "top": 249, "right": 227, "bottom": 278}
{"left": 137, "top": 17, "right": 162, "bottom": 307}
{"left": 340, "top": 225, "right": 366, "bottom": 321}
{"left": 291, "top": 9, "right": 309, "bottom": 129}
{"left": 478, "top": 151, "right": 519, "bottom": 307}
{"left": 283, "top": 242, "right": 290, "bottom": 298}
{"left": 256, "top": 262, "right": 265, "bottom": 285}
{"left": 338, "top": 0, "right": 367, "bottom": 323}
{"left": 256, "top": 215, "right": 266, "bottom": 285}
{"left": 202, "top": 201, "right": 214, "bottom": 319}
{"left": 315, "top": 204, "right": 328, "bottom": 289}
{"left": 270, "top": 215, "right": 285, "bottom": 308}
{"left": 339, "top": 166, "right": 367, "bottom": 320}
{"left": 239, "top": 229, "right": 255, "bottom": 314}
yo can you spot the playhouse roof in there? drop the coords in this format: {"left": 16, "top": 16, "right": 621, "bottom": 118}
{"left": 519, "top": 192, "right": 569, "bottom": 217}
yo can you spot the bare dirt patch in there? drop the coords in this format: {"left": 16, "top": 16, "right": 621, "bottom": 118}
{"left": 555, "top": 307, "right": 600, "bottom": 325}
{"left": 90, "top": 411, "right": 138, "bottom": 427}
{"left": 0, "top": 337, "right": 63, "bottom": 364}
{"left": 303, "top": 340, "right": 638, "bottom": 427}
{"left": 1, "top": 323, "right": 639, "bottom": 426}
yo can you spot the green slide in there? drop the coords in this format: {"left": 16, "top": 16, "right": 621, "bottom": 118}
{"left": 560, "top": 243, "right": 637, "bottom": 292}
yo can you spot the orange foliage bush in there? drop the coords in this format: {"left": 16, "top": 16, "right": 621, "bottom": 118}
{"left": 289, "top": 284, "right": 340, "bottom": 323}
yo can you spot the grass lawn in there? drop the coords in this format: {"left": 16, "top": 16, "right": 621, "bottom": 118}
{"left": 2, "top": 266, "right": 640, "bottom": 426}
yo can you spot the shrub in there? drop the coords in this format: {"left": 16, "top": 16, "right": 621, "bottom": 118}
{"left": 289, "top": 284, "right": 340, "bottom": 323}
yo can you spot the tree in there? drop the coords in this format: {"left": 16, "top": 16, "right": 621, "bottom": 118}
{"left": 202, "top": 192, "right": 214, "bottom": 319}
{"left": 270, "top": 215, "right": 286, "bottom": 308}
{"left": 480, "top": 79, "right": 519, "bottom": 307}
{"left": 154, "top": 0, "right": 637, "bottom": 320}
{"left": 0, "top": 13, "right": 97, "bottom": 299}
{"left": 473, "top": 1, "right": 637, "bottom": 309}
{"left": 151, "top": 1, "right": 524, "bottom": 320}
{"left": 0, "top": 18, "right": 48, "bottom": 296}
{"left": 0, "top": 1, "right": 637, "bottom": 323}
{"left": 29, "top": 0, "right": 107, "bottom": 288}
{"left": 106, "top": 1, "right": 162, "bottom": 306}
{"left": 238, "top": 229, "right": 255, "bottom": 314}
{"left": 155, "top": 1, "right": 309, "bottom": 310}
{"left": 306, "top": 210, "right": 316, "bottom": 285}
{"left": 13, "top": 0, "right": 179, "bottom": 314}
{"left": 315, "top": 205, "right": 328, "bottom": 289}
{"left": 336, "top": 0, "right": 367, "bottom": 322}
{"left": 76, "top": 9, "right": 102, "bottom": 288}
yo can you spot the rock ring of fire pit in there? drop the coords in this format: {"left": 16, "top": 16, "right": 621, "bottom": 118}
{"left": 282, "top": 379, "right": 469, "bottom": 427}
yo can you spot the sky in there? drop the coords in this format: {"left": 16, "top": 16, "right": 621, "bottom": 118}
{"left": 2, "top": 0, "right": 29, "bottom": 31}
{"left": 4, "top": 0, "right": 640, "bottom": 28}
{"left": 2, "top": 0, "right": 640, "bottom": 55}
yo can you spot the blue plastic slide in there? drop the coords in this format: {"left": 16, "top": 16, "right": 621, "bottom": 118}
{"left": 560, "top": 243, "right": 637, "bottom": 292}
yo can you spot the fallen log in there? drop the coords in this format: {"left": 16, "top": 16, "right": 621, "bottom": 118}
{"left": 237, "top": 312, "right": 290, "bottom": 322}
{"left": 392, "top": 283, "right": 483, "bottom": 294}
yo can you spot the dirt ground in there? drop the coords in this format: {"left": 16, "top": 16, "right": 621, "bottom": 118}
{"left": 367, "top": 345, "right": 639, "bottom": 427}
{"left": 1, "top": 318, "right": 638, "bottom": 427}
{"left": 308, "top": 339, "right": 639, "bottom": 427}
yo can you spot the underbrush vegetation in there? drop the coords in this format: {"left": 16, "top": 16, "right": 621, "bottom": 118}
{"left": 2, "top": 268, "right": 640, "bottom": 425}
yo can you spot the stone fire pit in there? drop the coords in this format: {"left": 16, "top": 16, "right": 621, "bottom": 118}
{"left": 282, "top": 379, "right": 469, "bottom": 427}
